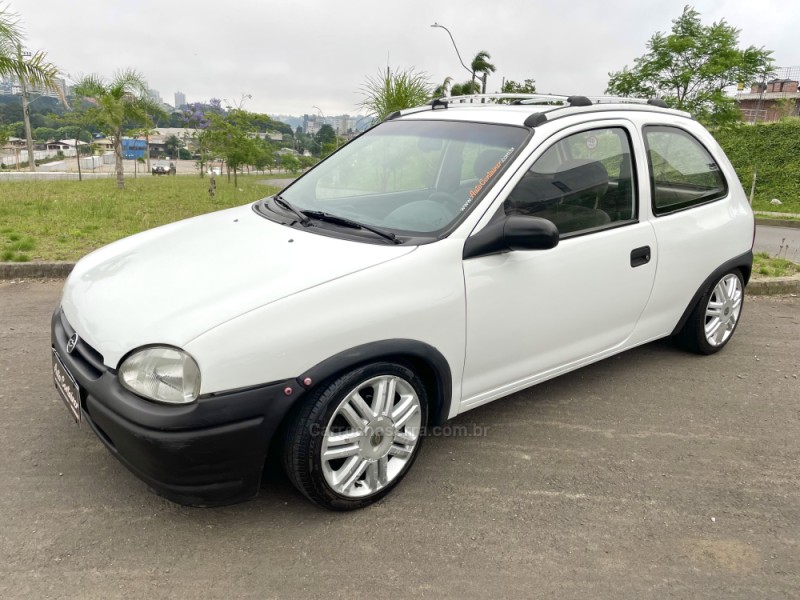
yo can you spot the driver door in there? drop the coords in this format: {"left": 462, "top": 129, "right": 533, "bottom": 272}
{"left": 460, "top": 123, "right": 657, "bottom": 410}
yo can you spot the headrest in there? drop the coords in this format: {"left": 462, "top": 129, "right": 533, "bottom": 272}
{"left": 552, "top": 159, "right": 608, "bottom": 197}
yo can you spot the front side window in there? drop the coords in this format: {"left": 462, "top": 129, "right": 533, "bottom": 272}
{"left": 279, "top": 120, "right": 527, "bottom": 235}
{"left": 504, "top": 127, "right": 636, "bottom": 236}
{"left": 643, "top": 126, "right": 727, "bottom": 216}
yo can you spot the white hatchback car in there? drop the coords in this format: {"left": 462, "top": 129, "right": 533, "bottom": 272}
{"left": 52, "top": 94, "right": 754, "bottom": 510}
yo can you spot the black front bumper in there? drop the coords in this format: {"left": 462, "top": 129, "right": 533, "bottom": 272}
{"left": 51, "top": 308, "right": 304, "bottom": 506}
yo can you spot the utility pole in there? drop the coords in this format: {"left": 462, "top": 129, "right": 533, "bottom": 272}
{"left": 17, "top": 45, "right": 36, "bottom": 172}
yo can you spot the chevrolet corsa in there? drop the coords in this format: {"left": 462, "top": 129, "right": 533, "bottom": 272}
{"left": 51, "top": 94, "right": 754, "bottom": 510}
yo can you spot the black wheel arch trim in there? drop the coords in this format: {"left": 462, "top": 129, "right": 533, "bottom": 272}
{"left": 296, "top": 339, "right": 453, "bottom": 426}
{"left": 670, "top": 250, "right": 753, "bottom": 337}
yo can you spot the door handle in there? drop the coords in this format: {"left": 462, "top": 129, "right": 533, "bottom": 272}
{"left": 630, "top": 246, "right": 651, "bottom": 267}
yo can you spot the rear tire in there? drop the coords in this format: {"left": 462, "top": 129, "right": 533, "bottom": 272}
{"left": 283, "top": 362, "right": 427, "bottom": 510}
{"left": 681, "top": 270, "right": 744, "bottom": 355}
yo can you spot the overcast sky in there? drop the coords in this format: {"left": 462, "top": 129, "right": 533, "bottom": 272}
{"left": 12, "top": 0, "right": 799, "bottom": 117}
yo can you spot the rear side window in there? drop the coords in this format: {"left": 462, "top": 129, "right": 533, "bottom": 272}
{"left": 643, "top": 126, "right": 727, "bottom": 216}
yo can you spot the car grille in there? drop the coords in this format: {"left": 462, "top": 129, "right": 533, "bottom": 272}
{"left": 54, "top": 309, "right": 106, "bottom": 379}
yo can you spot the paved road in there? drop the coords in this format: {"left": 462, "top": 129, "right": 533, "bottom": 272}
{"left": 754, "top": 226, "right": 800, "bottom": 261}
{"left": 1, "top": 280, "right": 798, "bottom": 599}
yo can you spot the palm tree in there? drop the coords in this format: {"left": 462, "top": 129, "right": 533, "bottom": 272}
{"left": 470, "top": 50, "right": 497, "bottom": 94}
{"left": 73, "top": 70, "right": 161, "bottom": 189}
{"left": 0, "top": 7, "right": 62, "bottom": 91}
{"left": 432, "top": 76, "right": 454, "bottom": 98}
{"left": 2, "top": 6, "right": 65, "bottom": 172}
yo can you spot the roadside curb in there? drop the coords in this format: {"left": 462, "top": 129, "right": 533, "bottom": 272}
{"left": 756, "top": 218, "right": 800, "bottom": 229}
{"left": 0, "top": 262, "right": 74, "bottom": 280}
{"left": 747, "top": 274, "right": 800, "bottom": 296}
{"left": 2, "top": 262, "right": 799, "bottom": 296}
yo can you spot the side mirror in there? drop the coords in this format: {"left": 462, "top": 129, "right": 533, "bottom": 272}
{"left": 463, "top": 215, "right": 559, "bottom": 259}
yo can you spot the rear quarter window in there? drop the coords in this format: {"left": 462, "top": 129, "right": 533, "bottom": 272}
{"left": 643, "top": 125, "right": 727, "bottom": 216}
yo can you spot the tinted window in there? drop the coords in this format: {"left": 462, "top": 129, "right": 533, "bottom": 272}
{"left": 644, "top": 126, "right": 727, "bottom": 216}
{"left": 504, "top": 127, "right": 636, "bottom": 235}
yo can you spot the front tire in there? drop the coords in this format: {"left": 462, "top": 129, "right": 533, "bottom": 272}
{"left": 283, "top": 362, "right": 427, "bottom": 510}
{"left": 681, "top": 270, "right": 744, "bottom": 355}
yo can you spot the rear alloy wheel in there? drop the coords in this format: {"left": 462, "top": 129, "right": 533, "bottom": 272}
{"left": 682, "top": 270, "right": 744, "bottom": 355}
{"left": 284, "top": 362, "right": 427, "bottom": 510}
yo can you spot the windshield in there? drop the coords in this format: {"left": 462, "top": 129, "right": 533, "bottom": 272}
{"left": 279, "top": 119, "right": 527, "bottom": 236}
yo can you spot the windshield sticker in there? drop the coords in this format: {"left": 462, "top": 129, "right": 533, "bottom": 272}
{"left": 586, "top": 135, "right": 598, "bottom": 150}
{"left": 461, "top": 146, "right": 516, "bottom": 211}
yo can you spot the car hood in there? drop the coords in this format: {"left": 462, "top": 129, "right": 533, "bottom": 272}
{"left": 61, "top": 203, "right": 415, "bottom": 368}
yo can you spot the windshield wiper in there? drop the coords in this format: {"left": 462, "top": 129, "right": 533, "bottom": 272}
{"left": 301, "top": 210, "right": 400, "bottom": 244}
{"left": 272, "top": 195, "right": 310, "bottom": 226}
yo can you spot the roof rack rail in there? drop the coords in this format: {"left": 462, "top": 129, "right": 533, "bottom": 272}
{"left": 442, "top": 93, "right": 670, "bottom": 107}
{"left": 445, "top": 93, "right": 573, "bottom": 105}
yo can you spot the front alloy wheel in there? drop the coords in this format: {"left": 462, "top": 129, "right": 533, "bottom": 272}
{"left": 284, "top": 362, "right": 427, "bottom": 510}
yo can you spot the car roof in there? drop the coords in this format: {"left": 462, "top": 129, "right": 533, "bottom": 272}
{"left": 391, "top": 94, "right": 692, "bottom": 127}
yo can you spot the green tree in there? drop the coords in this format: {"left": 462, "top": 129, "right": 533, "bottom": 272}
{"left": 164, "top": 134, "right": 182, "bottom": 159}
{"left": 316, "top": 124, "right": 336, "bottom": 146}
{"left": 501, "top": 78, "right": 537, "bottom": 94}
{"left": 73, "top": 70, "right": 161, "bottom": 188}
{"left": 606, "top": 5, "right": 773, "bottom": 125}
{"left": 450, "top": 80, "right": 481, "bottom": 97}
{"left": 280, "top": 152, "right": 300, "bottom": 174}
{"left": 55, "top": 103, "right": 102, "bottom": 180}
{"left": 358, "top": 67, "right": 432, "bottom": 123}
{"left": 470, "top": 51, "right": 496, "bottom": 94}
{"left": 32, "top": 126, "right": 56, "bottom": 141}
{"left": 203, "top": 109, "right": 258, "bottom": 185}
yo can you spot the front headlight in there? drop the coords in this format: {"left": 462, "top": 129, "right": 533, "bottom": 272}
{"left": 118, "top": 347, "right": 201, "bottom": 404}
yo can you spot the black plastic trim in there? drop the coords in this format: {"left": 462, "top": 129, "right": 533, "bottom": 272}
{"left": 568, "top": 95, "right": 592, "bottom": 107}
{"left": 297, "top": 339, "right": 453, "bottom": 426}
{"left": 462, "top": 215, "right": 559, "bottom": 259}
{"left": 51, "top": 308, "right": 305, "bottom": 506}
{"left": 669, "top": 250, "right": 754, "bottom": 336}
{"left": 524, "top": 104, "right": 693, "bottom": 130}
{"left": 524, "top": 112, "right": 548, "bottom": 127}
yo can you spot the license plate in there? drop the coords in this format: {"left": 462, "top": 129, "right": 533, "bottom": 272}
{"left": 53, "top": 350, "right": 81, "bottom": 423}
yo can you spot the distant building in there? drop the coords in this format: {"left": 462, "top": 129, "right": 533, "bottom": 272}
{"left": 175, "top": 91, "right": 186, "bottom": 108}
{"left": 332, "top": 115, "right": 357, "bottom": 135}
{"left": 45, "top": 139, "right": 88, "bottom": 152}
{"left": 303, "top": 114, "right": 322, "bottom": 135}
{"left": 249, "top": 132, "right": 284, "bottom": 142}
{"left": 0, "top": 75, "right": 66, "bottom": 99}
{"left": 147, "top": 88, "right": 162, "bottom": 104}
{"left": 735, "top": 66, "right": 800, "bottom": 123}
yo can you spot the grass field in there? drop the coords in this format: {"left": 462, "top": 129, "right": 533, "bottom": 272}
{"left": 753, "top": 252, "right": 800, "bottom": 278}
{"left": 0, "top": 175, "right": 280, "bottom": 261}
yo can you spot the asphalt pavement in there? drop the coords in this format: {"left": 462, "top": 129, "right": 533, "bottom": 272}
{"left": 754, "top": 226, "right": 800, "bottom": 261}
{"left": 1, "top": 280, "right": 798, "bottom": 599}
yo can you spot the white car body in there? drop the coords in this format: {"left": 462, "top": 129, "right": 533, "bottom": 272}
{"left": 62, "top": 108, "right": 752, "bottom": 416}
{"left": 54, "top": 96, "right": 754, "bottom": 508}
